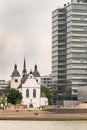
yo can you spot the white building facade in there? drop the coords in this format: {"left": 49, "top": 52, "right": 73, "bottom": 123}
{"left": 10, "top": 61, "right": 48, "bottom": 108}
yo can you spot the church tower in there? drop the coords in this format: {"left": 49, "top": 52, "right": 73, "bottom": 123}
{"left": 22, "top": 57, "right": 27, "bottom": 77}
{"left": 33, "top": 64, "right": 41, "bottom": 84}
{"left": 11, "top": 64, "right": 21, "bottom": 89}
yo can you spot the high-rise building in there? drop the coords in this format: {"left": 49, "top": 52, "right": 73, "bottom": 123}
{"left": 52, "top": 0, "right": 87, "bottom": 103}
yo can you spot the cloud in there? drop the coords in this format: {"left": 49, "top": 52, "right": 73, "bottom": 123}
{"left": 0, "top": 0, "right": 71, "bottom": 79}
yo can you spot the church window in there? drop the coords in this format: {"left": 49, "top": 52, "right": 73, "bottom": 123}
{"left": 26, "top": 89, "right": 29, "bottom": 97}
{"left": 15, "top": 79, "right": 18, "bottom": 82}
{"left": 36, "top": 79, "right": 38, "bottom": 82}
{"left": 33, "top": 89, "right": 36, "bottom": 98}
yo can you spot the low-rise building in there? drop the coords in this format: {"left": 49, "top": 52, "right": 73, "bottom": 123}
{"left": 41, "top": 75, "right": 52, "bottom": 92}
{"left": 0, "top": 80, "right": 7, "bottom": 96}
{"left": 78, "top": 86, "right": 87, "bottom": 103}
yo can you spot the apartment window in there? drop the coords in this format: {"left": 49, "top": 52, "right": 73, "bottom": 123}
{"left": 72, "top": 4, "right": 87, "bottom": 10}
{"left": 52, "top": 36, "right": 58, "bottom": 42}
{"left": 52, "top": 21, "right": 58, "bottom": 27}
{"left": 52, "top": 26, "right": 58, "bottom": 32}
{"left": 52, "top": 10, "right": 58, "bottom": 17}
{"left": 52, "top": 16, "right": 58, "bottom": 21}
{"left": 52, "top": 31, "right": 58, "bottom": 37}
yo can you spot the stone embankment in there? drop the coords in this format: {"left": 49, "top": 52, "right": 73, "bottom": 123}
{"left": 0, "top": 109, "right": 87, "bottom": 120}
{"left": 46, "top": 108, "right": 87, "bottom": 114}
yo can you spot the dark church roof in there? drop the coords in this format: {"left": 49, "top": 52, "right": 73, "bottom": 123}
{"left": 32, "top": 64, "right": 40, "bottom": 77}
{"left": 18, "top": 84, "right": 22, "bottom": 89}
{"left": 21, "top": 70, "right": 33, "bottom": 84}
{"left": 18, "top": 69, "right": 40, "bottom": 89}
{"left": 21, "top": 73, "right": 29, "bottom": 84}
{"left": 11, "top": 64, "right": 20, "bottom": 77}
{"left": 22, "top": 57, "right": 27, "bottom": 77}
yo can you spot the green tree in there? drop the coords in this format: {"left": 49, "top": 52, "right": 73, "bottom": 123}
{"left": 0, "top": 97, "right": 7, "bottom": 107}
{"left": 41, "top": 86, "right": 52, "bottom": 105}
{"left": 7, "top": 89, "right": 22, "bottom": 104}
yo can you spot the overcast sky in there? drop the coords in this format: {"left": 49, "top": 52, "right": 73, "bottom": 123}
{"left": 0, "top": 0, "right": 71, "bottom": 80}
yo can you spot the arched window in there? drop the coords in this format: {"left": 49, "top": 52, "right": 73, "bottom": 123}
{"left": 26, "top": 89, "right": 29, "bottom": 97}
{"left": 33, "top": 89, "right": 36, "bottom": 98}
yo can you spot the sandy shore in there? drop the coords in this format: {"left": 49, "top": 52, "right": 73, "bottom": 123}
{"left": 0, "top": 110, "right": 87, "bottom": 120}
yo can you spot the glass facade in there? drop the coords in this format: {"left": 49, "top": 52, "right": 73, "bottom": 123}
{"left": 67, "top": 3, "right": 87, "bottom": 93}
{"left": 52, "top": 1, "right": 87, "bottom": 103}
{"left": 52, "top": 8, "right": 67, "bottom": 102}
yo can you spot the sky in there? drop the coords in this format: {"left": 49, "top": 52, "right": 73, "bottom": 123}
{"left": 0, "top": 0, "right": 71, "bottom": 80}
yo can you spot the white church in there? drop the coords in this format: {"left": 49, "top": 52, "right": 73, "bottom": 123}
{"left": 10, "top": 58, "right": 48, "bottom": 108}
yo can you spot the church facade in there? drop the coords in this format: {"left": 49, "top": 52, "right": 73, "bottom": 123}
{"left": 10, "top": 59, "right": 48, "bottom": 108}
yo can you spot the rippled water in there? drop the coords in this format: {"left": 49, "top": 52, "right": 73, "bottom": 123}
{"left": 0, "top": 121, "right": 87, "bottom": 130}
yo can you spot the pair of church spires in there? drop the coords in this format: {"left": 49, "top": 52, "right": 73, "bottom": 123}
{"left": 12, "top": 58, "right": 39, "bottom": 77}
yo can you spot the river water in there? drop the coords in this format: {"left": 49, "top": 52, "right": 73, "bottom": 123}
{"left": 0, "top": 121, "right": 87, "bottom": 130}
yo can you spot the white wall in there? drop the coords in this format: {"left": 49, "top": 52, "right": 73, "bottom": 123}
{"left": 11, "top": 77, "right": 21, "bottom": 89}
{"left": 22, "top": 88, "right": 41, "bottom": 107}
{"left": 22, "top": 75, "right": 41, "bottom": 108}
{"left": 40, "top": 97, "right": 48, "bottom": 106}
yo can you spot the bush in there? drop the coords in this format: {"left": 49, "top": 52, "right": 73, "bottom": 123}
{"left": 7, "top": 89, "right": 22, "bottom": 104}
{"left": 41, "top": 86, "right": 52, "bottom": 105}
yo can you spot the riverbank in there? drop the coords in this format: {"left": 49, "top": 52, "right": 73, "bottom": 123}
{"left": 0, "top": 109, "right": 87, "bottom": 120}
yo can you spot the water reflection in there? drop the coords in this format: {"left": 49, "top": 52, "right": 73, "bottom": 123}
{"left": 0, "top": 121, "right": 87, "bottom": 130}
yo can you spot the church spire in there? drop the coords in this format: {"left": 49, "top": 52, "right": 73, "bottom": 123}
{"left": 33, "top": 64, "right": 40, "bottom": 77}
{"left": 34, "top": 64, "right": 37, "bottom": 71}
{"left": 24, "top": 57, "right": 26, "bottom": 68}
{"left": 14, "top": 64, "right": 17, "bottom": 70}
{"left": 22, "top": 57, "right": 27, "bottom": 77}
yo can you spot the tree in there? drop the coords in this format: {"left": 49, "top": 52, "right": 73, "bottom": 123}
{"left": 0, "top": 97, "right": 7, "bottom": 107}
{"left": 41, "top": 86, "right": 52, "bottom": 105}
{"left": 7, "top": 89, "right": 22, "bottom": 104}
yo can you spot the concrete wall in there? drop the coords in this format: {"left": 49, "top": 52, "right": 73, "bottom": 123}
{"left": 63, "top": 100, "right": 80, "bottom": 107}
{"left": 78, "top": 86, "right": 87, "bottom": 102}
{"left": 40, "top": 97, "right": 48, "bottom": 106}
